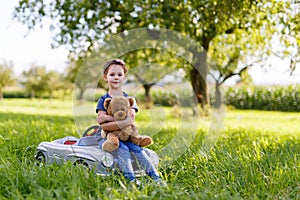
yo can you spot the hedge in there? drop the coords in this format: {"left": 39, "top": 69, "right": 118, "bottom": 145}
{"left": 225, "top": 85, "right": 300, "bottom": 112}
{"left": 2, "top": 90, "right": 29, "bottom": 98}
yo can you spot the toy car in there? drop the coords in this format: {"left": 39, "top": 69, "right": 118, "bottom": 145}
{"left": 35, "top": 125, "right": 159, "bottom": 176}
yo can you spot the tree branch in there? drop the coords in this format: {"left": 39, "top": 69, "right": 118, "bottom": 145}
{"left": 219, "top": 66, "right": 248, "bottom": 85}
{"left": 133, "top": 73, "right": 146, "bottom": 85}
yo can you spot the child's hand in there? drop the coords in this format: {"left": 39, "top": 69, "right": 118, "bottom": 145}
{"left": 97, "top": 113, "right": 114, "bottom": 124}
{"left": 128, "top": 109, "right": 136, "bottom": 121}
{"left": 123, "top": 109, "right": 136, "bottom": 126}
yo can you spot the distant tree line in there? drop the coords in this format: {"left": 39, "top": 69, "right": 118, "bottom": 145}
{"left": 0, "top": 62, "right": 73, "bottom": 100}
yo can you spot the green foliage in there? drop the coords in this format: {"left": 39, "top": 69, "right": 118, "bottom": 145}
{"left": 135, "top": 89, "right": 193, "bottom": 107}
{"left": 3, "top": 90, "right": 29, "bottom": 98}
{"left": 273, "top": 1, "right": 300, "bottom": 67}
{"left": 3, "top": 89, "right": 72, "bottom": 100}
{"left": 21, "top": 65, "right": 71, "bottom": 99}
{"left": 14, "top": 0, "right": 293, "bottom": 107}
{"left": 0, "top": 61, "right": 15, "bottom": 99}
{"left": 225, "top": 85, "right": 300, "bottom": 111}
{"left": 21, "top": 65, "right": 49, "bottom": 98}
{"left": 44, "top": 71, "right": 65, "bottom": 99}
{"left": 13, "top": 0, "right": 277, "bottom": 54}
{"left": 0, "top": 99, "right": 299, "bottom": 199}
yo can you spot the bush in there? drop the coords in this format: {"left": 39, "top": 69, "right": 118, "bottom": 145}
{"left": 135, "top": 89, "right": 194, "bottom": 107}
{"left": 3, "top": 90, "right": 29, "bottom": 98}
{"left": 225, "top": 85, "right": 300, "bottom": 112}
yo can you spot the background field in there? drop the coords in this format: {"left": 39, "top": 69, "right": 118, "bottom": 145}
{"left": 0, "top": 99, "right": 299, "bottom": 199}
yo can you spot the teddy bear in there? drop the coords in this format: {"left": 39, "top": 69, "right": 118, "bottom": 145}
{"left": 101, "top": 96, "right": 153, "bottom": 152}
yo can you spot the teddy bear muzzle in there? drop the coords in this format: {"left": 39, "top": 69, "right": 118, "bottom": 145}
{"left": 113, "top": 111, "right": 127, "bottom": 120}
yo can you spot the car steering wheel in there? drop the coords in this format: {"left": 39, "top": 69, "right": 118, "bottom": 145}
{"left": 82, "top": 125, "right": 102, "bottom": 137}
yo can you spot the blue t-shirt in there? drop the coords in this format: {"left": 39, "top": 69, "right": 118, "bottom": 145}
{"left": 96, "top": 92, "right": 138, "bottom": 113}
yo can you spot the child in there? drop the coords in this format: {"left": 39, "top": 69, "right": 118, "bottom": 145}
{"left": 96, "top": 59, "right": 166, "bottom": 186}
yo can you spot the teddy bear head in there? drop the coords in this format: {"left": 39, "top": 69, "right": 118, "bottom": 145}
{"left": 104, "top": 96, "right": 135, "bottom": 120}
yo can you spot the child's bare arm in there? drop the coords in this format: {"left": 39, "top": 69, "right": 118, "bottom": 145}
{"left": 98, "top": 110, "right": 135, "bottom": 131}
{"left": 97, "top": 110, "right": 114, "bottom": 124}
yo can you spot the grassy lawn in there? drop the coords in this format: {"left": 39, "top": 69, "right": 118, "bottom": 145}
{"left": 0, "top": 99, "right": 299, "bottom": 199}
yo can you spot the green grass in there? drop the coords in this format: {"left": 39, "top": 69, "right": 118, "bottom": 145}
{"left": 0, "top": 99, "right": 299, "bottom": 199}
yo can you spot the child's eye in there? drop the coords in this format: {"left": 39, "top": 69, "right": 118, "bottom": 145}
{"left": 118, "top": 73, "right": 123, "bottom": 76}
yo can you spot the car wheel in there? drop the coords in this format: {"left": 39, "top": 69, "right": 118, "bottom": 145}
{"left": 35, "top": 152, "right": 45, "bottom": 166}
{"left": 74, "top": 160, "right": 89, "bottom": 170}
{"left": 82, "top": 125, "right": 101, "bottom": 137}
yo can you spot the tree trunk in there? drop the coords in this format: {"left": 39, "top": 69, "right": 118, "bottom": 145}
{"left": 190, "top": 51, "right": 210, "bottom": 108}
{"left": 31, "top": 90, "right": 35, "bottom": 99}
{"left": 49, "top": 90, "right": 53, "bottom": 102}
{"left": 79, "top": 88, "right": 84, "bottom": 103}
{"left": 62, "top": 89, "right": 68, "bottom": 101}
{"left": 144, "top": 83, "right": 154, "bottom": 109}
{"left": 0, "top": 89, "right": 3, "bottom": 101}
{"left": 214, "top": 82, "right": 222, "bottom": 108}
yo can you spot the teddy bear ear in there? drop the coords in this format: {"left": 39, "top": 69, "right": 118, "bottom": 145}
{"left": 128, "top": 97, "right": 135, "bottom": 107}
{"left": 103, "top": 98, "right": 112, "bottom": 110}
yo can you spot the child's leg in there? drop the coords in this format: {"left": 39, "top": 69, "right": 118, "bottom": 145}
{"left": 116, "top": 142, "right": 136, "bottom": 181}
{"left": 124, "top": 141, "right": 161, "bottom": 180}
{"left": 99, "top": 139, "right": 135, "bottom": 181}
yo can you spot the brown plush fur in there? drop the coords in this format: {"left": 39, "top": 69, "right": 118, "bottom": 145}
{"left": 101, "top": 96, "right": 153, "bottom": 152}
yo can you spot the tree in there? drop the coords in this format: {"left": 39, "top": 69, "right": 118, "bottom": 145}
{"left": 123, "top": 48, "right": 180, "bottom": 108}
{"left": 21, "top": 65, "right": 48, "bottom": 98}
{"left": 60, "top": 73, "right": 74, "bottom": 101}
{"left": 44, "top": 70, "right": 64, "bottom": 100}
{"left": 14, "top": 0, "right": 289, "bottom": 107}
{"left": 66, "top": 55, "right": 108, "bottom": 102}
{"left": 208, "top": 28, "right": 268, "bottom": 107}
{"left": 0, "top": 60, "right": 15, "bottom": 100}
{"left": 269, "top": 1, "right": 300, "bottom": 75}
{"left": 66, "top": 59, "right": 88, "bottom": 101}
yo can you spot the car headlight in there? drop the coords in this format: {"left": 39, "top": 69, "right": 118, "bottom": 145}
{"left": 101, "top": 153, "right": 113, "bottom": 168}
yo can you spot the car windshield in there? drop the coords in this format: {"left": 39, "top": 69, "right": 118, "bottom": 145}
{"left": 77, "top": 136, "right": 100, "bottom": 146}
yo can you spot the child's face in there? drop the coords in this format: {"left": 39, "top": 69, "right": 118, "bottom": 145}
{"left": 104, "top": 64, "right": 126, "bottom": 89}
